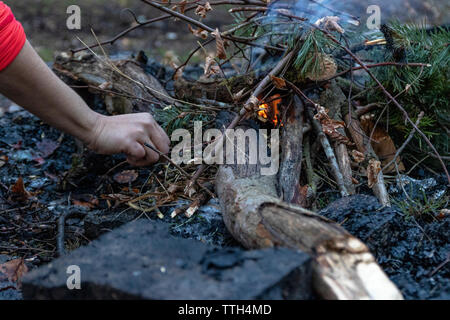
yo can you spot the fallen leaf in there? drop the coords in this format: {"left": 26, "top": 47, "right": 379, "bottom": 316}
{"left": 114, "top": 170, "right": 138, "bottom": 184}
{"left": 0, "top": 258, "right": 28, "bottom": 289}
{"left": 367, "top": 159, "right": 381, "bottom": 188}
{"left": 270, "top": 75, "right": 286, "bottom": 89}
{"left": 10, "top": 177, "right": 32, "bottom": 202}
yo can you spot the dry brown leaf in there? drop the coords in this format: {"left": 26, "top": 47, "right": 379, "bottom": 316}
{"left": 314, "top": 105, "right": 353, "bottom": 145}
{"left": 173, "top": 66, "right": 184, "bottom": 80}
{"left": 195, "top": 3, "right": 212, "bottom": 18}
{"left": 360, "top": 116, "right": 405, "bottom": 173}
{"left": 367, "top": 159, "right": 381, "bottom": 188}
{"left": 188, "top": 24, "right": 208, "bottom": 39}
{"left": 114, "top": 170, "right": 138, "bottom": 184}
{"left": 0, "top": 258, "right": 28, "bottom": 288}
{"left": 204, "top": 56, "right": 220, "bottom": 78}
{"left": 10, "top": 177, "right": 32, "bottom": 202}
{"left": 212, "top": 28, "right": 227, "bottom": 60}
{"left": 178, "top": 0, "right": 187, "bottom": 14}
{"left": 351, "top": 150, "right": 365, "bottom": 163}
{"left": 270, "top": 75, "right": 286, "bottom": 89}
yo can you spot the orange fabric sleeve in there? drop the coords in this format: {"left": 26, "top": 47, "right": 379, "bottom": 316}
{"left": 0, "top": 1, "right": 26, "bottom": 71}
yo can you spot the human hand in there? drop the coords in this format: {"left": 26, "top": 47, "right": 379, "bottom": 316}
{"left": 87, "top": 113, "right": 170, "bottom": 166}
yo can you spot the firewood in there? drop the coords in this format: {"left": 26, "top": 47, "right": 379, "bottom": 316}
{"left": 306, "top": 106, "right": 349, "bottom": 197}
{"left": 215, "top": 121, "right": 402, "bottom": 300}
{"left": 279, "top": 96, "right": 304, "bottom": 203}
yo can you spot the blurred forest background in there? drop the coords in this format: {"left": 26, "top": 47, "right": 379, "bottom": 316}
{"left": 4, "top": 0, "right": 449, "bottom": 62}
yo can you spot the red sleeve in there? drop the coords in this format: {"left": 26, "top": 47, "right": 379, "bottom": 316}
{"left": 0, "top": 1, "right": 26, "bottom": 71}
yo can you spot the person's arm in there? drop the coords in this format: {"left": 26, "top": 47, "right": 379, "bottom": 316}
{"left": 0, "top": 40, "right": 170, "bottom": 165}
{"left": 0, "top": 41, "right": 170, "bottom": 166}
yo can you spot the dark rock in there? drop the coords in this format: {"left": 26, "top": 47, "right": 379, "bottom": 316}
{"left": 83, "top": 209, "right": 141, "bottom": 239}
{"left": 22, "top": 221, "right": 312, "bottom": 300}
{"left": 319, "top": 195, "right": 450, "bottom": 300}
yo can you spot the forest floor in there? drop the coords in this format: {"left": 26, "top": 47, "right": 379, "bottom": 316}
{"left": 0, "top": 0, "right": 449, "bottom": 300}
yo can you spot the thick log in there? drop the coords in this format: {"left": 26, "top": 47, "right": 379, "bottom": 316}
{"left": 215, "top": 119, "right": 402, "bottom": 299}
{"left": 279, "top": 96, "right": 304, "bottom": 203}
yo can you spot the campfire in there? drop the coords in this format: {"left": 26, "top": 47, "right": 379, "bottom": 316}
{"left": 257, "top": 94, "right": 282, "bottom": 126}
{"left": 6, "top": 0, "right": 445, "bottom": 301}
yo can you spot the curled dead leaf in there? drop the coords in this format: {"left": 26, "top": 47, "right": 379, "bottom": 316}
{"left": 178, "top": 0, "right": 187, "bottom": 14}
{"left": 367, "top": 159, "right": 381, "bottom": 188}
{"left": 204, "top": 56, "right": 220, "bottom": 78}
{"left": 360, "top": 116, "right": 405, "bottom": 173}
{"left": 351, "top": 150, "right": 365, "bottom": 163}
{"left": 114, "top": 170, "right": 138, "bottom": 184}
{"left": 10, "top": 177, "right": 32, "bottom": 202}
{"left": 188, "top": 24, "right": 208, "bottom": 39}
{"left": 270, "top": 75, "right": 286, "bottom": 89}
{"left": 314, "top": 106, "right": 353, "bottom": 145}
{"left": 212, "top": 28, "right": 226, "bottom": 60}
{"left": 195, "top": 2, "right": 212, "bottom": 18}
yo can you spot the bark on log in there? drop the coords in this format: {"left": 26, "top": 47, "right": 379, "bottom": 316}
{"left": 215, "top": 119, "right": 402, "bottom": 299}
{"left": 279, "top": 96, "right": 304, "bottom": 203}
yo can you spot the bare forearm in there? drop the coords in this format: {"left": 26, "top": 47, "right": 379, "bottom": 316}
{"left": 0, "top": 41, "right": 100, "bottom": 144}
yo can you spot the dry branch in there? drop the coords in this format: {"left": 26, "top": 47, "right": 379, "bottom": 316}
{"left": 342, "top": 108, "right": 391, "bottom": 206}
{"left": 215, "top": 119, "right": 402, "bottom": 299}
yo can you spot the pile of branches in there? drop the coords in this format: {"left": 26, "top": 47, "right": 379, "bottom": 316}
{"left": 65, "top": 0, "right": 450, "bottom": 299}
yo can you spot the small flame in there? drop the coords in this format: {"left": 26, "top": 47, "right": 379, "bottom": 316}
{"left": 258, "top": 94, "right": 282, "bottom": 126}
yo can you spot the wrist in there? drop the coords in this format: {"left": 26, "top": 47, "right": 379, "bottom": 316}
{"left": 79, "top": 111, "right": 106, "bottom": 148}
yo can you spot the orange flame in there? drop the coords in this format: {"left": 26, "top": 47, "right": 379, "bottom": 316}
{"left": 258, "top": 94, "right": 282, "bottom": 126}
